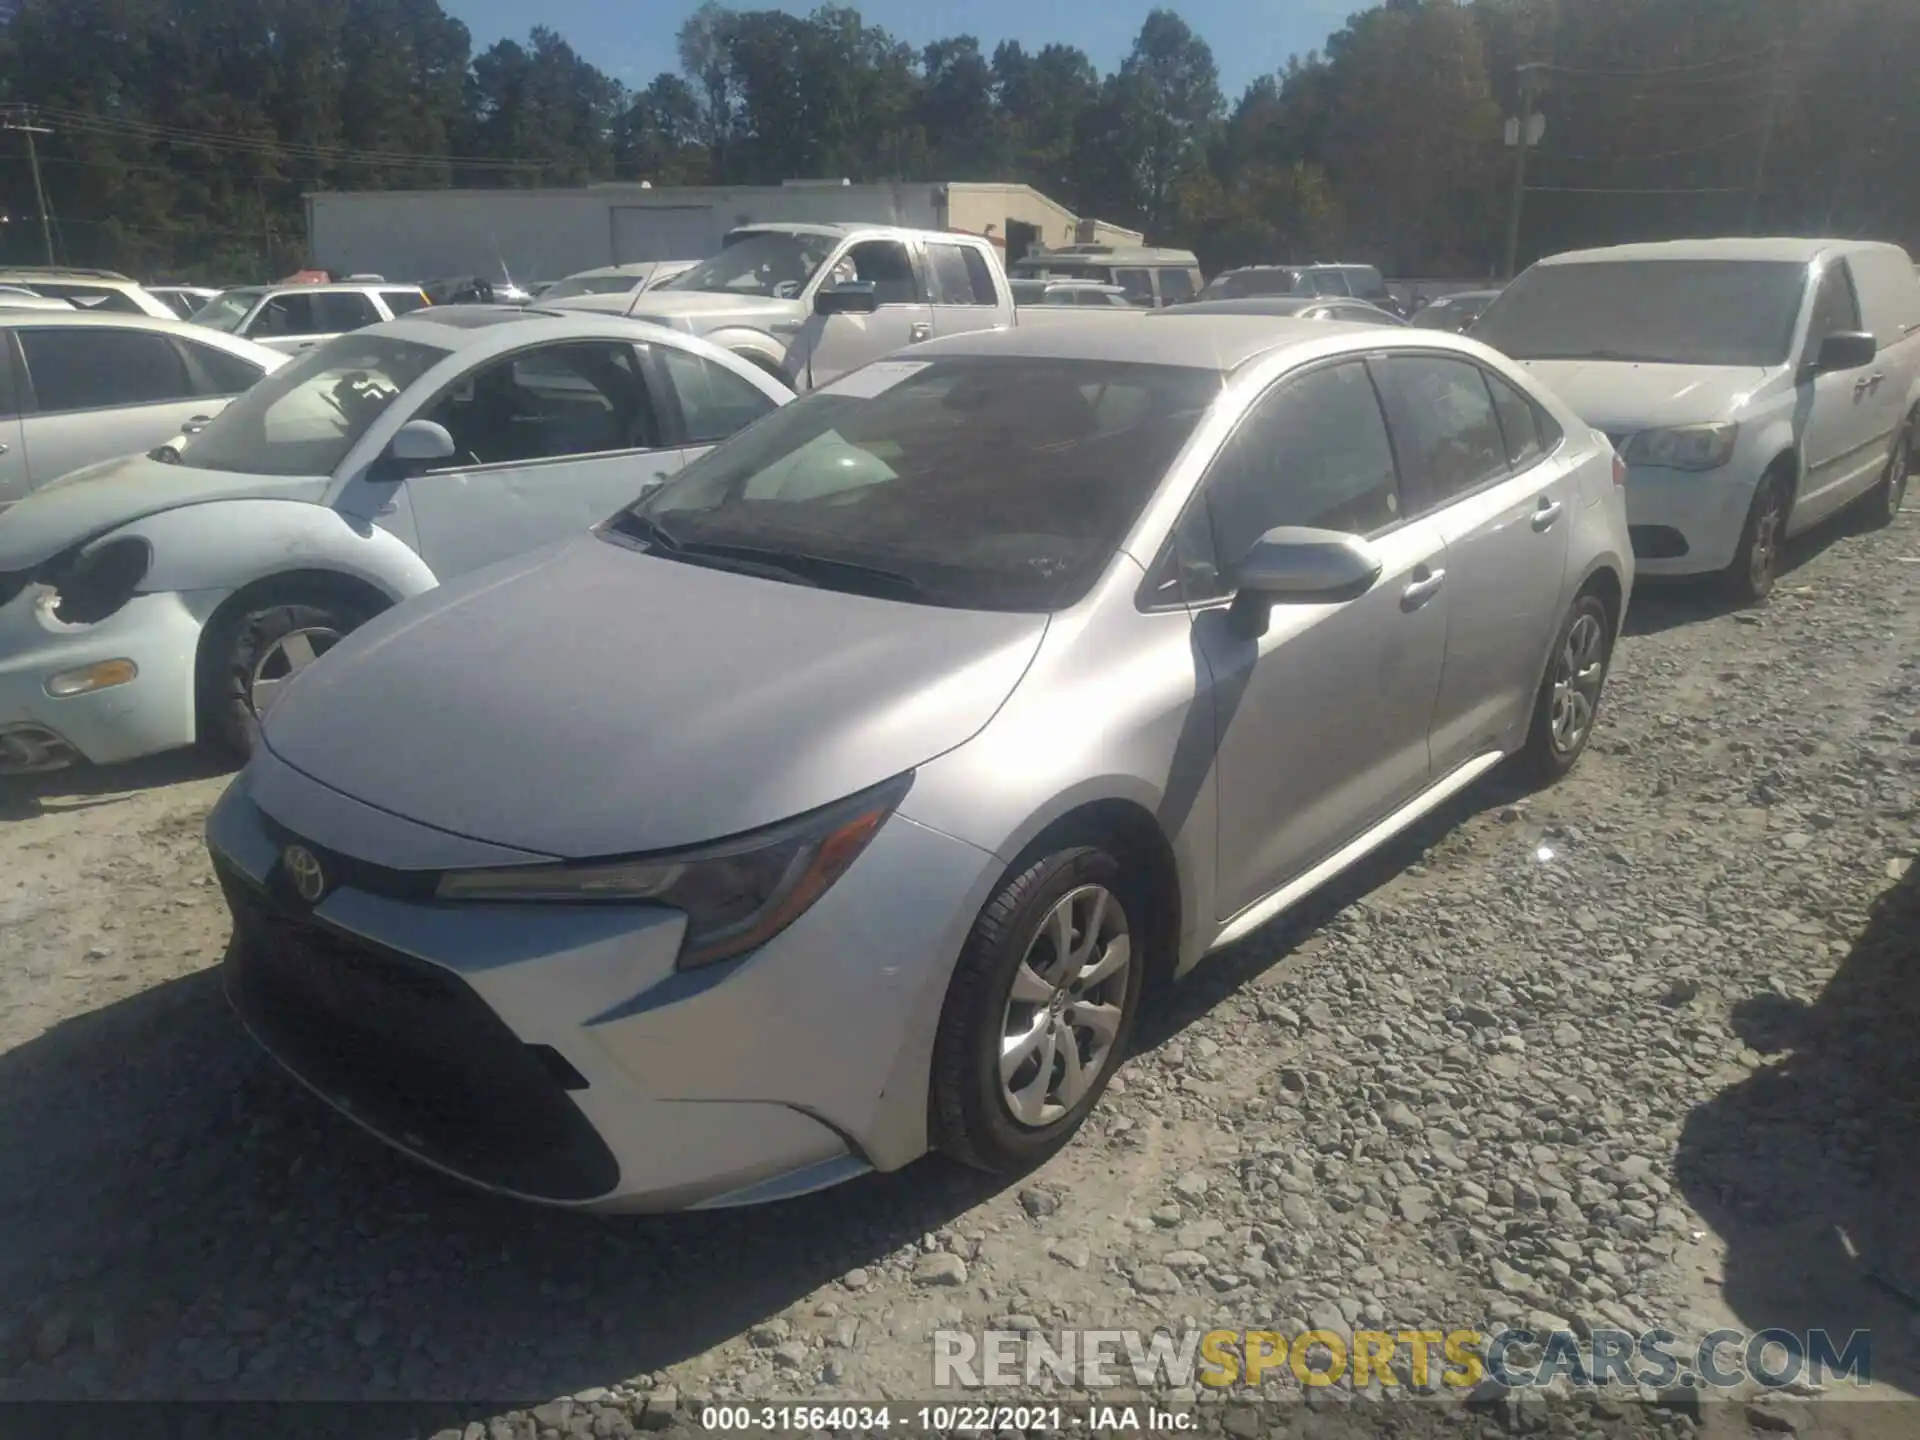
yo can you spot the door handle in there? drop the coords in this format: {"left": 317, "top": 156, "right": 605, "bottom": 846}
{"left": 0, "top": 442, "right": 8, "bottom": 456}
{"left": 909, "top": 322, "right": 932, "bottom": 343}
{"left": 1855, "top": 376, "right": 1873, "bottom": 395}
{"left": 1869, "top": 371, "right": 1886, "bottom": 390}
{"left": 1532, "top": 497, "right": 1563, "bottom": 531}
{"left": 1401, "top": 567, "right": 1446, "bottom": 609}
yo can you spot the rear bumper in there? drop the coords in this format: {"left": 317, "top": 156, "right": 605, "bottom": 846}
{"left": 0, "top": 588, "right": 207, "bottom": 774}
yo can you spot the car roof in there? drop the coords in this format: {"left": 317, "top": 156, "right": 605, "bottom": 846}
{"left": 1536, "top": 237, "right": 1873, "bottom": 267}
{"left": 1013, "top": 246, "right": 1198, "bottom": 266}
{"left": 911, "top": 314, "right": 1414, "bottom": 371}
{"left": 376, "top": 306, "right": 711, "bottom": 351}
{"left": 0, "top": 308, "right": 229, "bottom": 333}
{"left": 1151, "top": 296, "right": 1325, "bottom": 317}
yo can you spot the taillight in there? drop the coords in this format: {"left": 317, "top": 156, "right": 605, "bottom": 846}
{"left": 1612, "top": 453, "right": 1627, "bottom": 488}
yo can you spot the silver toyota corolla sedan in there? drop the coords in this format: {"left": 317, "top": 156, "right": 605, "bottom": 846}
{"left": 206, "top": 318, "right": 1633, "bottom": 1212}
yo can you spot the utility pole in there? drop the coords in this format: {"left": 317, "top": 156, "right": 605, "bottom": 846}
{"left": 3, "top": 110, "right": 55, "bottom": 265}
{"left": 1745, "top": 41, "right": 1785, "bottom": 236}
{"left": 1504, "top": 63, "right": 1546, "bottom": 280}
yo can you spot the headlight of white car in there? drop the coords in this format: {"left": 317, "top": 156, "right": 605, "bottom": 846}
{"left": 434, "top": 772, "right": 913, "bottom": 969}
{"left": 1624, "top": 423, "right": 1739, "bottom": 471}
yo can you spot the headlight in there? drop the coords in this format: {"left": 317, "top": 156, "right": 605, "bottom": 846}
{"left": 50, "top": 537, "right": 152, "bottom": 625}
{"left": 1623, "top": 423, "right": 1739, "bottom": 472}
{"left": 434, "top": 772, "right": 913, "bottom": 969}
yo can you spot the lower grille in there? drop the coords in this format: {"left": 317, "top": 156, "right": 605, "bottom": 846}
{"left": 217, "top": 862, "right": 619, "bottom": 1202}
{"left": 1629, "top": 525, "right": 1690, "bottom": 560}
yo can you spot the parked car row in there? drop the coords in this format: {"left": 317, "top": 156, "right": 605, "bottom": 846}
{"left": 0, "top": 232, "right": 1914, "bottom": 1220}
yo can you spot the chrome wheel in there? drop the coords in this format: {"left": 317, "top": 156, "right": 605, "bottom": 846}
{"left": 1548, "top": 612, "right": 1606, "bottom": 754}
{"left": 1886, "top": 431, "right": 1911, "bottom": 518}
{"left": 1748, "top": 486, "right": 1784, "bottom": 592}
{"left": 248, "top": 626, "right": 342, "bottom": 717}
{"left": 998, "top": 884, "right": 1131, "bottom": 1128}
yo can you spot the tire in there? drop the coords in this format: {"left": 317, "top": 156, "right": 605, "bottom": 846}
{"left": 1724, "top": 468, "right": 1790, "bottom": 606}
{"left": 198, "top": 590, "right": 382, "bottom": 759}
{"left": 1861, "top": 416, "right": 1912, "bottom": 530}
{"left": 931, "top": 845, "right": 1146, "bottom": 1173}
{"left": 1515, "top": 592, "right": 1614, "bottom": 787}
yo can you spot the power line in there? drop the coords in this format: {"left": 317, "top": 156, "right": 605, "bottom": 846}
{"left": 1523, "top": 185, "right": 1749, "bottom": 196}
{"left": 1533, "top": 42, "right": 1785, "bottom": 80}
{"left": 1541, "top": 128, "right": 1756, "bottom": 166}
{"left": 2, "top": 110, "right": 57, "bottom": 264}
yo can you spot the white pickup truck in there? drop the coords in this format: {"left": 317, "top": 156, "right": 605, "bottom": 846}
{"left": 545, "top": 222, "right": 1137, "bottom": 392}
{"left": 1474, "top": 237, "right": 1920, "bottom": 603}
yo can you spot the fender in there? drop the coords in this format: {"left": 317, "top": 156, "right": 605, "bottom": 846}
{"left": 104, "top": 499, "right": 439, "bottom": 600}
{"left": 695, "top": 325, "right": 791, "bottom": 376}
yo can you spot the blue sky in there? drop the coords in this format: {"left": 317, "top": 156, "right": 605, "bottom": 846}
{"left": 442, "top": 0, "right": 1363, "bottom": 99}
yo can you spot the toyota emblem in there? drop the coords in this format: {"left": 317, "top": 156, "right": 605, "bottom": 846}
{"left": 283, "top": 844, "right": 327, "bottom": 904}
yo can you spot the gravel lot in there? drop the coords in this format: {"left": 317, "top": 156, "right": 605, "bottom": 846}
{"left": 1, "top": 500, "right": 1917, "bottom": 1437}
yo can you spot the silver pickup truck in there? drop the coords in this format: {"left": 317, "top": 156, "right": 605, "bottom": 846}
{"left": 546, "top": 223, "right": 1137, "bottom": 391}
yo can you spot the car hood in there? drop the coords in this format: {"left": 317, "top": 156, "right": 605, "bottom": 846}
{"left": 1519, "top": 359, "right": 1779, "bottom": 433}
{"left": 261, "top": 534, "right": 1048, "bottom": 859}
{"left": 619, "top": 290, "right": 803, "bottom": 329}
{"left": 0, "top": 454, "right": 329, "bottom": 571}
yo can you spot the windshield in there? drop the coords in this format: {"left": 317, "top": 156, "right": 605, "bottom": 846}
{"left": 541, "top": 274, "right": 642, "bottom": 301}
{"left": 1011, "top": 260, "right": 1114, "bottom": 284}
{"left": 1202, "top": 270, "right": 1301, "bottom": 300}
{"left": 179, "top": 333, "right": 449, "bottom": 477}
{"left": 611, "top": 357, "right": 1221, "bottom": 612}
{"left": 661, "top": 232, "right": 837, "bottom": 299}
{"left": 191, "top": 289, "right": 265, "bottom": 332}
{"left": 1474, "top": 260, "right": 1807, "bottom": 367}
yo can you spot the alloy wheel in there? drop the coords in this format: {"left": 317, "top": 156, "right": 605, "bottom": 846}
{"left": 1748, "top": 486, "right": 1784, "bottom": 593}
{"left": 998, "top": 884, "right": 1131, "bottom": 1128}
{"left": 1549, "top": 611, "right": 1606, "bottom": 754}
{"left": 249, "top": 626, "right": 343, "bottom": 717}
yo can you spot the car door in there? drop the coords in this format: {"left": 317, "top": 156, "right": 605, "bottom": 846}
{"left": 1185, "top": 357, "right": 1449, "bottom": 922}
{"left": 924, "top": 240, "right": 1006, "bottom": 341}
{"left": 1794, "top": 258, "right": 1885, "bottom": 525}
{"left": 1373, "top": 353, "right": 1574, "bottom": 773}
{"left": 0, "top": 332, "right": 28, "bottom": 509}
{"left": 798, "top": 237, "right": 934, "bottom": 390}
{"left": 13, "top": 325, "right": 209, "bottom": 489}
{"left": 400, "top": 338, "right": 688, "bottom": 578}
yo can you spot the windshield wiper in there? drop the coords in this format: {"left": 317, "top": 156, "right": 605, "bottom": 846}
{"left": 674, "top": 540, "right": 927, "bottom": 601}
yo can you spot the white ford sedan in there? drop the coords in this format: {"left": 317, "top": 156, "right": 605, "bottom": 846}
{"left": 0, "top": 307, "right": 792, "bottom": 775}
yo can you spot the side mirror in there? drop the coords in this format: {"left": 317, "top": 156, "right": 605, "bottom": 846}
{"left": 815, "top": 282, "right": 879, "bottom": 316}
{"left": 1811, "top": 330, "right": 1877, "bottom": 374}
{"left": 1230, "top": 526, "right": 1383, "bottom": 632}
{"left": 385, "top": 419, "right": 456, "bottom": 475}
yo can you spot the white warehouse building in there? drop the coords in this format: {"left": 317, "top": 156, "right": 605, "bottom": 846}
{"left": 304, "top": 179, "right": 1145, "bottom": 284}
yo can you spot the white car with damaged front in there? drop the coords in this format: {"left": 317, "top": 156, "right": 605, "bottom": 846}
{"left": 0, "top": 307, "right": 792, "bottom": 776}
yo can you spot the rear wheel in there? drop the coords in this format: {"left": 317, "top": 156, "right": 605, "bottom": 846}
{"left": 198, "top": 589, "right": 383, "bottom": 759}
{"left": 1724, "top": 469, "right": 1790, "bottom": 606}
{"left": 1515, "top": 592, "right": 1613, "bottom": 786}
{"left": 1862, "top": 415, "right": 1913, "bottom": 530}
{"left": 931, "top": 845, "right": 1145, "bottom": 1173}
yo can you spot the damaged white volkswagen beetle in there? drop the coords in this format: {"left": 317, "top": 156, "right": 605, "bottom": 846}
{"left": 0, "top": 307, "right": 791, "bottom": 775}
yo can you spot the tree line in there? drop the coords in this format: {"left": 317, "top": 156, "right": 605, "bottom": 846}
{"left": 1, "top": 0, "right": 1916, "bottom": 283}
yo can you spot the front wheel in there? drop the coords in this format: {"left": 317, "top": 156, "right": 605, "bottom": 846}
{"left": 1515, "top": 592, "right": 1613, "bottom": 786}
{"left": 198, "top": 592, "right": 382, "bottom": 759}
{"left": 1861, "top": 417, "right": 1912, "bottom": 530}
{"left": 1724, "top": 470, "right": 1789, "bottom": 605}
{"left": 931, "top": 845, "right": 1145, "bottom": 1174}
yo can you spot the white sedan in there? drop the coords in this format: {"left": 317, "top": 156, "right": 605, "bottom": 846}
{"left": 0, "top": 308, "right": 793, "bottom": 775}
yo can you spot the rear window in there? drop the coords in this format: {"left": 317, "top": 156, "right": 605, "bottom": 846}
{"left": 381, "top": 289, "right": 429, "bottom": 317}
{"left": 1206, "top": 270, "right": 1301, "bottom": 300}
{"left": 28, "top": 283, "right": 142, "bottom": 314}
{"left": 1474, "top": 259, "right": 1808, "bottom": 368}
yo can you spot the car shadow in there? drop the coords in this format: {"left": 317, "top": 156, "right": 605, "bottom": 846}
{"left": 0, "top": 749, "right": 233, "bottom": 822}
{"left": 1674, "top": 859, "right": 1920, "bottom": 1395}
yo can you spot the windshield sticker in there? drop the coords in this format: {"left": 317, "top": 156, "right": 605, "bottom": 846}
{"left": 817, "top": 361, "right": 931, "bottom": 399}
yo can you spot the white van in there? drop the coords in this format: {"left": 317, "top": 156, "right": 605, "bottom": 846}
{"left": 1475, "top": 238, "right": 1920, "bottom": 601}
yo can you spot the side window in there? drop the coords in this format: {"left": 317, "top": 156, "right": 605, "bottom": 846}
{"left": 1310, "top": 269, "right": 1350, "bottom": 296}
{"left": 0, "top": 333, "right": 16, "bottom": 418}
{"left": 1805, "top": 261, "right": 1862, "bottom": 347}
{"left": 927, "top": 244, "right": 991, "bottom": 307}
{"left": 1484, "top": 370, "right": 1546, "bottom": 469}
{"left": 381, "top": 289, "right": 429, "bottom": 317}
{"left": 1159, "top": 268, "right": 1197, "bottom": 304}
{"left": 313, "top": 292, "right": 380, "bottom": 332}
{"left": 658, "top": 346, "right": 776, "bottom": 444}
{"left": 959, "top": 247, "right": 1000, "bottom": 306}
{"left": 249, "top": 293, "right": 314, "bottom": 337}
{"left": 1374, "top": 355, "right": 1513, "bottom": 503}
{"left": 175, "top": 338, "right": 267, "bottom": 397}
{"left": 843, "top": 241, "right": 923, "bottom": 306}
{"left": 1142, "top": 498, "right": 1222, "bottom": 607}
{"left": 1113, "top": 268, "right": 1155, "bottom": 308}
{"left": 1200, "top": 360, "right": 1402, "bottom": 586}
{"left": 18, "top": 328, "right": 195, "bottom": 413}
{"left": 420, "top": 341, "right": 658, "bottom": 468}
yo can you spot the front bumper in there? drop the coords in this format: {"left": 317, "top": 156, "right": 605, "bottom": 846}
{"left": 1622, "top": 463, "right": 1759, "bottom": 577}
{"left": 0, "top": 587, "right": 210, "bottom": 774}
{"left": 206, "top": 761, "right": 1000, "bottom": 1212}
